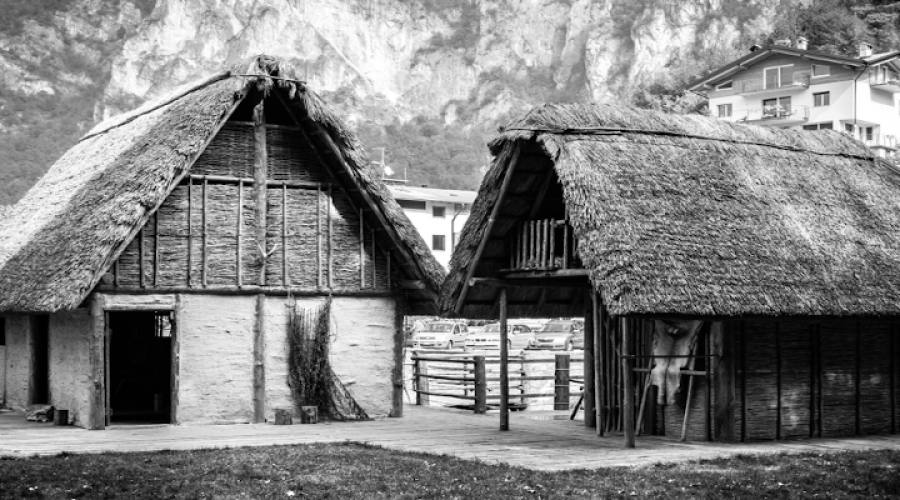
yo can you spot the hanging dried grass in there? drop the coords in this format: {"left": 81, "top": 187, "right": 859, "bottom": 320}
{"left": 287, "top": 297, "right": 369, "bottom": 421}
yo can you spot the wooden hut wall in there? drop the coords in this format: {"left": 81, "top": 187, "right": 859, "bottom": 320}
{"left": 725, "top": 318, "right": 898, "bottom": 441}
{"left": 103, "top": 122, "right": 389, "bottom": 292}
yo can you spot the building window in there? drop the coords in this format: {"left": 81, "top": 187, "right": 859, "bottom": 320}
{"left": 397, "top": 199, "right": 427, "bottom": 210}
{"left": 762, "top": 96, "right": 791, "bottom": 117}
{"left": 866, "top": 126, "right": 874, "bottom": 141}
{"left": 717, "top": 103, "right": 732, "bottom": 117}
{"left": 811, "top": 64, "right": 830, "bottom": 77}
{"left": 432, "top": 206, "right": 446, "bottom": 218}
{"left": 813, "top": 91, "right": 830, "bottom": 107}
{"left": 432, "top": 235, "right": 446, "bottom": 251}
{"left": 764, "top": 65, "right": 793, "bottom": 89}
{"left": 716, "top": 81, "right": 733, "bottom": 90}
{"left": 845, "top": 123, "right": 855, "bottom": 134}
{"left": 803, "top": 122, "right": 834, "bottom": 130}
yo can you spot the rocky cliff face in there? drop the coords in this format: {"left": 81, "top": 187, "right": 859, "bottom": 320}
{"left": 0, "top": 0, "right": 786, "bottom": 203}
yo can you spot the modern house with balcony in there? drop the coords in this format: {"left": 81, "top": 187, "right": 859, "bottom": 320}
{"left": 688, "top": 38, "right": 900, "bottom": 160}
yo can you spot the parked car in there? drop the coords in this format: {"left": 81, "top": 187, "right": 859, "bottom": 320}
{"left": 528, "top": 319, "right": 581, "bottom": 351}
{"left": 409, "top": 321, "right": 468, "bottom": 350}
{"left": 464, "top": 322, "right": 534, "bottom": 351}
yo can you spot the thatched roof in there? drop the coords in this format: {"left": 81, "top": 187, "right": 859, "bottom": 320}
{"left": 0, "top": 55, "right": 444, "bottom": 313}
{"left": 442, "top": 103, "right": 900, "bottom": 318}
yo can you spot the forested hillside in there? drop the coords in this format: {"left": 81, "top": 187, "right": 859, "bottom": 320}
{"left": 0, "top": 0, "right": 898, "bottom": 204}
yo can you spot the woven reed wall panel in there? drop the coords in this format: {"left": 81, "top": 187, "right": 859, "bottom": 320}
{"left": 663, "top": 377, "right": 709, "bottom": 441}
{"left": 190, "top": 123, "right": 254, "bottom": 178}
{"left": 156, "top": 186, "right": 189, "bottom": 287}
{"left": 285, "top": 188, "right": 323, "bottom": 288}
{"left": 204, "top": 184, "right": 240, "bottom": 285}
{"left": 115, "top": 232, "right": 141, "bottom": 286}
{"left": 329, "top": 191, "right": 362, "bottom": 289}
{"left": 778, "top": 320, "right": 813, "bottom": 439}
{"left": 265, "top": 189, "right": 286, "bottom": 285}
{"left": 741, "top": 320, "right": 778, "bottom": 440}
{"left": 266, "top": 128, "right": 329, "bottom": 182}
{"left": 238, "top": 183, "right": 260, "bottom": 285}
{"left": 820, "top": 320, "right": 857, "bottom": 437}
{"left": 859, "top": 320, "right": 892, "bottom": 434}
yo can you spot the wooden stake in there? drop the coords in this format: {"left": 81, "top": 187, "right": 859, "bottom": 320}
{"left": 622, "top": 317, "right": 635, "bottom": 448}
{"left": 583, "top": 288, "right": 596, "bottom": 428}
{"left": 253, "top": 293, "right": 266, "bottom": 423}
{"left": 153, "top": 213, "right": 160, "bottom": 287}
{"left": 282, "top": 184, "right": 288, "bottom": 286}
{"left": 390, "top": 297, "right": 405, "bottom": 417}
{"left": 138, "top": 228, "right": 145, "bottom": 289}
{"left": 237, "top": 179, "right": 243, "bottom": 287}
{"left": 201, "top": 177, "right": 208, "bottom": 287}
{"left": 594, "top": 292, "right": 604, "bottom": 436}
{"left": 370, "top": 228, "right": 376, "bottom": 289}
{"left": 327, "top": 184, "right": 333, "bottom": 289}
{"left": 187, "top": 179, "right": 192, "bottom": 287}
{"left": 359, "top": 208, "right": 365, "bottom": 289}
{"left": 253, "top": 98, "right": 268, "bottom": 286}
{"left": 499, "top": 287, "right": 509, "bottom": 431}
{"left": 316, "top": 184, "right": 322, "bottom": 289}
{"left": 88, "top": 294, "right": 106, "bottom": 430}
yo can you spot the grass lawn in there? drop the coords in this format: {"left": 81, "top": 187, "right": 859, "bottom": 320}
{"left": 0, "top": 444, "right": 897, "bottom": 498}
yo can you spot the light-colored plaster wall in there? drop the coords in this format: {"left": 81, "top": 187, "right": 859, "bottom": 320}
{"left": 263, "top": 296, "right": 397, "bottom": 420}
{"left": 48, "top": 309, "right": 93, "bottom": 427}
{"left": 177, "top": 295, "right": 255, "bottom": 424}
{"left": 3, "top": 315, "right": 31, "bottom": 411}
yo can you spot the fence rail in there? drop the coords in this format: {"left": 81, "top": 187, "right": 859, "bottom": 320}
{"left": 410, "top": 352, "right": 585, "bottom": 413}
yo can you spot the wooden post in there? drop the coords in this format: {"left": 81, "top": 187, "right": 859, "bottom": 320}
{"left": 415, "top": 358, "right": 429, "bottom": 406}
{"left": 253, "top": 99, "right": 268, "bottom": 286}
{"left": 594, "top": 292, "right": 604, "bottom": 436}
{"left": 554, "top": 354, "right": 570, "bottom": 411}
{"left": 474, "top": 355, "right": 487, "bottom": 414}
{"left": 316, "top": 185, "right": 322, "bottom": 289}
{"left": 499, "top": 287, "right": 509, "bottom": 431}
{"left": 740, "top": 320, "right": 747, "bottom": 442}
{"left": 282, "top": 184, "right": 288, "bottom": 286}
{"left": 153, "top": 213, "right": 160, "bottom": 287}
{"left": 370, "top": 228, "right": 376, "bottom": 289}
{"left": 891, "top": 321, "right": 896, "bottom": 434}
{"left": 711, "top": 321, "right": 735, "bottom": 441}
{"left": 390, "top": 298, "right": 405, "bottom": 417}
{"left": 138, "top": 228, "right": 145, "bottom": 288}
{"left": 622, "top": 317, "right": 635, "bottom": 448}
{"left": 237, "top": 179, "right": 243, "bottom": 287}
{"left": 775, "top": 321, "right": 782, "bottom": 440}
{"left": 171, "top": 295, "right": 182, "bottom": 425}
{"left": 201, "top": 177, "right": 208, "bottom": 287}
{"left": 253, "top": 294, "right": 266, "bottom": 423}
{"left": 187, "top": 178, "right": 192, "bottom": 287}
{"left": 327, "top": 185, "right": 333, "bottom": 289}
{"left": 88, "top": 295, "right": 106, "bottom": 430}
{"left": 359, "top": 208, "right": 365, "bottom": 288}
{"left": 583, "top": 289, "right": 596, "bottom": 428}
{"left": 855, "top": 320, "right": 861, "bottom": 435}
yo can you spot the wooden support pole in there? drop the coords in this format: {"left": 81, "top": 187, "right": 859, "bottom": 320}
{"left": 855, "top": 320, "right": 861, "bottom": 435}
{"left": 253, "top": 98, "right": 268, "bottom": 286}
{"left": 474, "top": 355, "right": 487, "bottom": 414}
{"left": 583, "top": 289, "right": 596, "bottom": 428}
{"left": 113, "top": 260, "right": 119, "bottom": 288}
{"left": 809, "top": 324, "right": 816, "bottom": 438}
{"left": 817, "top": 323, "right": 824, "bottom": 437}
{"left": 138, "top": 228, "right": 145, "bottom": 288}
{"left": 594, "top": 292, "right": 604, "bottom": 436}
{"left": 740, "top": 320, "right": 747, "bottom": 442}
{"left": 499, "top": 287, "right": 509, "bottom": 431}
{"left": 359, "top": 208, "right": 365, "bottom": 288}
{"left": 712, "top": 321, "right": 735, "bottom": 441}
{"left": 316, "top": 185, "right": 322, "bottom": 290}
{"left": 201, "top": 177, "right": 208, "bottom": 287}
{"left": 88, "top": 295, "right": 106, "bottom": 430}
{"left": 775, "top": 321, "right": 782, "bottom": 440}
{"left": 187, "top": 179, "right": 192, "bottom": 287}
{"left": 153, "top": 213, "right": 160, "bottom": 287}
{"left": 370, "top": 228, "right": 376, "bottom": 289}
{"left": 282, "top": 184, "right": 288, "bottom": 286}
{"left": 390, "top": 298, "right": 405, "bottom": 417}
{"left": 253, "top": 293, "right": 266, "bottom": 423}
{"left": 171, "top": 295, "right": 182, "bottom": 425}
{"left": 327, "top": 184, "right": 333, "bottom": 290}
{"left": 237, "top": 179, "right": 243, "bottom": 287}
{"left": 622, "top": 317, "right": 635, "bottom": 448}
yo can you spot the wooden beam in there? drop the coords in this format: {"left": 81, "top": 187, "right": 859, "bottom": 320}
{"left": 455, "top": 145, "right": 521, "bottom": 314}
{"left": 583, "top": 288, "right": 596, "bottom": 428}
{"left": 594, "top": 292, "right": 603, "bottom": 436}
{"left": 237, "top": 179, "right": 243, "bottom": 287}
{"left": 775, "top": 321, "right": 782, "bottom": 440}
{"left": 153, "top": 213, "right": 160, "bottom": 287}
{"left": 184, "top": 174, "right": 322, "bottom": 190}
{"left": 467, "top": 275, "right": 588, "bottom": 289}
{"left": 187, "top": 178, "right": 192, "bottom": 287}
{"left": 316, "top": 184, "right": 322, "bottom": 290}
{"left": 499, "top": 287, "right": 509, "bottom": 431}
{"left": 359, "top": 208, "right": 365, "bottom": 288}
{"left": 390, "top": 297, "right": 406, "bottom": 417}
{"left": 138, "top": 227, "right": 145, "bottom": 288}
{"left": 399, "top": 280, "right": 426, "bottom": 290}
{"left": 253, "top": 294, "right": 266, "bottom": 423}
{"left": 282, "top": 183, "right": 288, "bottom": 287}
{"left": 622, "top": 317, "right": 635, "bottom": 448}
{"left": 201, "top": 177, "right": 208, "bottom": 287}
{"left": 712, "top": 321, "right": 735, "bottom": 441}
{"left": 88, "top": 294, "right": 106, "bottom": 430}
{"left": 327, "top": 184, "right": 333, "bottom": 289}
{"left": 253, "top": 98, "right": 268, "bottom": 286}
{"left": 371, "top": 228, "right": 376, "bottom": 289}
{"left": 171, "top": 295, "right": 182, "bottom": 424}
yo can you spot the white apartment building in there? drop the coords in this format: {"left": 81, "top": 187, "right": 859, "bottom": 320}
{"left": 387, "top": 184, "right": 476, "bottom": 270}
{"left": 689, "top": 39, "right": 900, "bottom": 160}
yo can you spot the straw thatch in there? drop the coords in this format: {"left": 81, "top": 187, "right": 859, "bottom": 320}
{"left": 442, "top": 103, "right": 900, "bottom": 318}
{"left": 0, "top": 55, "right": 443, "bottom": 312}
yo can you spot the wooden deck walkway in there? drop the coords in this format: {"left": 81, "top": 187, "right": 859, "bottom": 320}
{"left": 1, "top": 406, "right": 899, "bottom": 470}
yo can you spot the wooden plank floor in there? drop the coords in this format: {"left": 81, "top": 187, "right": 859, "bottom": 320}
{"left": 1, "top": 407, "right": 899, "bottom": 470}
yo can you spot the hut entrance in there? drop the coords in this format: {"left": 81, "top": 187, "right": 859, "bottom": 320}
{"left": 107, "top": 311, "right": 174, "bottom": 423}
{"left": 29, "top": 315, "right": 49, "bottom": 404}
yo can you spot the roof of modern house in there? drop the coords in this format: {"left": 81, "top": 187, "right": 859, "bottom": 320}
{"left": 442, "top": 103, "right": 900, "bottom": 318}
{"left": 0, "top": 55, "right": 445, "bottom": 313}
{"left": 387, "top": 185, "right": 477, "bottom": 205}
{"left": 688, "top": 45, "right": 900, "bottom": 91}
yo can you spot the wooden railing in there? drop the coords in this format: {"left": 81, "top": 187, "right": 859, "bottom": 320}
{"left": 508, "top": 218, "right": 580, "bottom": 271}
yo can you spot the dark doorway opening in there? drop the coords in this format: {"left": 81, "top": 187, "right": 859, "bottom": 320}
{"left": 30, "top": 315, "right": 49, "bottom": 404}
{"left": 108, "top": 311, "right": 173, "bottom": 423}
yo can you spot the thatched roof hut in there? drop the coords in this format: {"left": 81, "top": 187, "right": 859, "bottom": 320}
{"left": 0, "top": 56, "right": 443, "bottom": 314}
{"left": 441, "top": 103, "right": 900, "bottom": 319}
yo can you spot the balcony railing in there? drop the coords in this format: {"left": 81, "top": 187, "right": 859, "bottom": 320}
{"left": 736, "top": 105, "right": 810, "bottom": 123}
{"left": 508, "top": 218, "right": 581, "bottom": 271}
{"left": 739, "top": 72, "right": 810, "bottom": 94}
